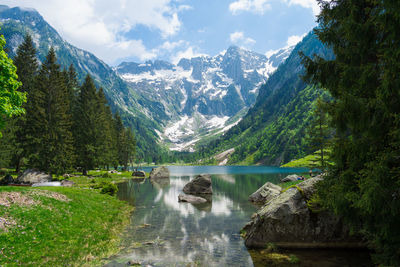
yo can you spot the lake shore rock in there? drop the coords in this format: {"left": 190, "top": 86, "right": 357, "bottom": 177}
{"left": 280, "top": 174, "right": 299, "bottom": 183}
{"left": 149, "top": 167, "right": 170, "bottom": 179}
{"left": 243, "top": 176, "right": 364, "bottom": 249}
{"left": 0, "top": 174, "right": 14, "bottom": 185}
{"left": 61, "top": 180, "right": 75, "bottom": 187}
{"left": 132, "top": 171, "right": 146, "bottom": 177}
{"left": 178, "top": 193, "right": 207, "bottom": 204}
{"left": 248, "top": 182, "right": 281, "bottom": 204}
{"left": 183, "top": 174, "right": 212, "bottom": 195}
{"left": 16, "top": 169, "right": 52, "bottom": 185}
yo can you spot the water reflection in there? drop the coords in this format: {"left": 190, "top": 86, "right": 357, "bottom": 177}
{"left": 106, "top": 166, "right": 304, "bottom": 266}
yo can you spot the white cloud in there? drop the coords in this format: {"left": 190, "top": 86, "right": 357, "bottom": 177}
{"left": 286, "top": 34, "right": 305, "bottom": 46}
{"left": 158, "top": 40, "right": 187, "bottom": 51}
{"left": 2, "top": 0, "right": 190, "bottom": 64}
{"left": 229, "top": 0, "right": 271, "bottom": 15}
{"left": 283, "top": 0, "right": 320, "bottom": 15}
{"left": 230, "top": 31, "right": 256, "bottom": 46}
{"left": 229, "top": 0, "right": 320, "bottom": 16}
{"left": 171, "top": 47, "right": 208, "bottom": 64}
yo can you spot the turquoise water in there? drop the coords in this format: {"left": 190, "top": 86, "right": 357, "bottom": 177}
{"left": 105, "top": 166, "right": 371, "bottom": 266}
{"left": 106, "top": 166, "right": 306, "bottom": 266}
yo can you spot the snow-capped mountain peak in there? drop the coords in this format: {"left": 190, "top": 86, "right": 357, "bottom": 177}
{"left": 116, "top": 45, "right": 294, "bottom": 151}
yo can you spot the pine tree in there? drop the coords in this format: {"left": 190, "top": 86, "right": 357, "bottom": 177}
{"left": 306, "top": 98, "right": 330, "bottom": 168}
{"left": 25, "top": 48, "right": 74, "bottom": 174}
{"left": 302, "top": 1, "right": 400, "bottom": 264}
{"left": 96, "top": 87, "right": 117, "bottom": 169}
{"left": 12, "top": 34, "right": 38, "bottom": 172}
{"left": 113, "top": 112, "right": 124, "bottom": 170}
{"left": 74, "top": 74, "right": 100, "bottom": 175}
{"left": 120, "top": 127, "right": 136, "bottom": 171}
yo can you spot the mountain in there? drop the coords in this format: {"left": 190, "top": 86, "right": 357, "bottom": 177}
{"left": 0, "top": 5, "right": 162, "bottom": 161}
{"left": 198, "top": 32, "right": 334, "bottom": 165}
{"left": 0, "top": 4, "right": 300, "bottom": 161}
{"left": 115, "top": 46, "right": 293, "bottom": 151}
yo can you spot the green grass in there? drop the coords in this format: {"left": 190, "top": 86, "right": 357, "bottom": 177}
{"left": 56, "top": 170, "right": 149, "bottom": 187}
{"left": 281, "top": 149, "right": 333, "bottom": 168}
{"left": 0, "top": 186, "right": 133, "bottom": 266}
{"left": 278, "top": 180, "right": 303, "bottom": 190}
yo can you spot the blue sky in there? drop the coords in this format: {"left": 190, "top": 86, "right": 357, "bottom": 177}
{"left": 3, "top": 0, "right": 319, "bottom": 66}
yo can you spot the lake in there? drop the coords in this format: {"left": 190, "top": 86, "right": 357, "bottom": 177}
{"left": 105, "top": 166, "right": 371, "bottom": 267}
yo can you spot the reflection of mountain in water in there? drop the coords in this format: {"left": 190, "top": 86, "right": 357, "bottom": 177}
{"left": 110, "top": 168, "right": 298, "bottom": 266}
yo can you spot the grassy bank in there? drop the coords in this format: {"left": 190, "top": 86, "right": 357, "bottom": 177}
{"left": 0, "top": 186, "right": 133, "bottom": 266}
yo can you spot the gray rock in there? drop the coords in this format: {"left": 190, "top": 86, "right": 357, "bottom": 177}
{"left": 0, "top": 174, "right": 14, "bottom": 185}
{"left": 183, "top": 174, "right": 212, "bottom": 195}
{"left": 178, "top": 193, "right": 207, "bottom": 204}
{"left": 16, "top": 169, "right": 52, "bottom": 185}
{"left": 132, "top": 171, "right": 146, "bottom": 177}
{"left": 248, "top": 182, "right": 281, "bottom": 204}
{"left": 61, "top": 180, "right": 75, "bottom": 187}
{"left": 280, "top": 174, "right": 299, "bottom": 183}
{"left": 149, "top": 167, "right": 169, "bottom": 179}
{"left": 243, "top": 177, "right": 363, "bottom": 249}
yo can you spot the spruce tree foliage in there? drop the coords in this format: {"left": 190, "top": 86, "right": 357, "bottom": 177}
{"left": 25, "top": 48, "right": 75, "bottom": 174}
{"left": 74, "top": 75, "right": 100, "bottom": 175}
{"left": 305, "top": 97, "right": 331, "bottom": 168}
{"left": 302, "top": 1, "right": 400, "bottom": 264}
{"left": 0, "top": 34, "right": 136, "bottom": 174}
{"left": 96, "top": 87, "right": 117, "bottom": 169}
{"left": 120, "top": 127, "right": 136, "bottom": 171}
{"left": 12, "top": 34, "right": 38, "bottom": 172}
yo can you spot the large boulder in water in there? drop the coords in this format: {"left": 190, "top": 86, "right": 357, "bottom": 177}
{"left": 149, "top": 167, "right": 169, "bottom": 179}
{"left": 243, "top": 177, "right": 364, "bottom": 249}
{"left": 248, "top": 182, "right": 281, "bottom": 204}
{"left": 16, "top": 169, "right": 52, "bottom": 185}
{"left": 132, "top": 171, "right": 146, "bottom": 177}
{"left": 280, "top": 174, "right": 299, "bottom": 183}
{"left": 183, "top": 174, "right": 212, "bottom": 195}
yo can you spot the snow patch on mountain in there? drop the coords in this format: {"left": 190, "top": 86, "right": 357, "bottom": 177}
{"left": 116, "top": 45, "right": 294, "bottom": 151}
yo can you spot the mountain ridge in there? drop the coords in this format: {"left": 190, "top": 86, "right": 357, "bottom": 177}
{"left": 115, "top": 45, "right": 293, "bottom": 151}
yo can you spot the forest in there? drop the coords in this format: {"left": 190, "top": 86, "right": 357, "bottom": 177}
{"left": 0, "top": 34, "right": 136, "bottom": 175}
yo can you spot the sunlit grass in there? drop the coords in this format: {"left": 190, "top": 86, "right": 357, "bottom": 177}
{"left": 0, "top": 186, "right": 132, "bottom": 266}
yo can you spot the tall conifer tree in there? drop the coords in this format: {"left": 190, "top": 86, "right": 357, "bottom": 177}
{"left": 25, "top": 48, "right": 74, "bottom": 174}
{"left": 302, "top": 1, "right": 400, "bottom": 264}
{"left": 12, "top": 34, "right": 38, "bottom": 172}
{"left": 74, "top": 75, "right": 100, "bottom": 175}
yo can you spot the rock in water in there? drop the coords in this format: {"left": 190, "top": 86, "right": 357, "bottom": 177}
{"left": 280, "top": 174, "right": 299, "bottom": 183}
{"left": 16, "top": 169, "right": 52, "bottom": 185}
{"left": 178, "top": 193, "right": 207, "bottom": 204}
{"left": 243, "top": 177, "right": 364, "bottom": 249}
{"left": 149, "top": 167, "right": 170, "bottom": 179}
{"left": 183, "top": 174, "right": 212, "bottom": 195}
{"left": 248, "top": 182, "right": 281, "bottom": 204}
{"left": 132, "top": 171, "right": 146, "bottom": 177}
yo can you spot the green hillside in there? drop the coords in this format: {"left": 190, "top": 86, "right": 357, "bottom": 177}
{"left": 0, "top": 5, "right": 163, "bottom": 161}
{"left": 196, "top": 32, "right": 334, "bottom": 165}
